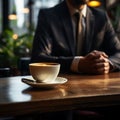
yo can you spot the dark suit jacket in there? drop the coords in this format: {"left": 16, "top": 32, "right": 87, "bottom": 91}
{"left": 31, "top": 1, "right": 120, "bottom": 73}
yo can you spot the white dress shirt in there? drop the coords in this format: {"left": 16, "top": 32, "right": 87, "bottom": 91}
{"left": 66, "top": 0, "right": 87, "bottom": 72}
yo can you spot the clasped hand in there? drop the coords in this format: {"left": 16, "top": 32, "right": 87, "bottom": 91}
{"left": 78, "top": 50, "right": 111, "bottom": 74}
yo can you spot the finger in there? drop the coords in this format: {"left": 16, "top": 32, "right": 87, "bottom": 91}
{"left": 87, "top": 51, "right": 100, "bottom": 60}
{"left": 94, "top": 57, "right": 104, "bottom": 63}
{"left": 94, "top": 62, "right": 110, "bottom": 74}
{"left": 92, "top": 50, "right": 108, "bottom": 58}
{"left": 97, "top": 67, "right": 110, "bottom": 74}
{"left": 95, "top": 61, "right": 109, "bottom": 68}
{"left": 99, "top": 51, "right": 108, "bottom": 58}
{"left": 86, "top": 52, "right": 95, "bottom": 60}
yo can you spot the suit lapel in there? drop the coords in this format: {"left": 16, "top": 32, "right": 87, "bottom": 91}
{"left": 83, "top": 7, "right": 95, "bottom": 55}
{"left": 58, "top": 3, "right": 95, "bottom": 56}
{"left": 60, "top": 1, "right": 75, "bottom": 55}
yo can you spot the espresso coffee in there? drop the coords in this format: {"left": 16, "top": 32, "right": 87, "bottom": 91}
{"left": 29, "top": 62, "right": 60, "bottom": 83}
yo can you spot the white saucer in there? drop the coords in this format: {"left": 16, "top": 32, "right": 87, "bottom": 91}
{"left": 21, "top": 76, "right": 68, "bottom": 88}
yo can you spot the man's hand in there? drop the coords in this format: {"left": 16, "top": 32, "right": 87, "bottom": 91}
{"left": 78, "top": 50, "right": 111, "bottom": 74}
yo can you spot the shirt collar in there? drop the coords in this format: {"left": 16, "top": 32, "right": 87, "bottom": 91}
{"left": 66, "top": 0, "right": 87, "bottom": 17}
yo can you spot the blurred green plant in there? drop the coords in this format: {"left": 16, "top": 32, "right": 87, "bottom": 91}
{"left": 0, "top": 28, "right": 33, "bottom": 68}
{"left": 108, "top": 4, "right": 120, "bottom": 30}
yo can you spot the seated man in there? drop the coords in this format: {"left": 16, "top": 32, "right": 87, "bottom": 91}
{"left": 31, "top": 0, "right": 120, "bottom": 119}
{"left": 31, "top": 0, "right": 120, "bottom": 75}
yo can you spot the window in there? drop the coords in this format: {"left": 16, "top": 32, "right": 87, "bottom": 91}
{"left": 8, "top": 0, "right": 61, "bottom": 35}
{"left": 0, "top": 0, "right": 62, "bottom": 68}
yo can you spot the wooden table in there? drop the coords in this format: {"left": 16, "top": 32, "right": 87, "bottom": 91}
{"left": 0, "top": 72, "right": 120, "bottom": 117}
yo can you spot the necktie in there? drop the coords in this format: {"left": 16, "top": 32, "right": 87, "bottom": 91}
{"left": 74, "top": 12, "right": 83, "bottom": 55}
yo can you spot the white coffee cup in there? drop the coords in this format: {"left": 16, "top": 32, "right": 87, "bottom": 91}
{"left": 29, "top": 62, "right": 60, "bottom": 83}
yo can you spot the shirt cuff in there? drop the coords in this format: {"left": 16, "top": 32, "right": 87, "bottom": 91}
{"left": 70, "top": 56, "right": 83, "bottom": 72}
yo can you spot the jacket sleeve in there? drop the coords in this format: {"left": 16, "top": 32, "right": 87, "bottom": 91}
{"left": 103, "top": 13, "right": 120, "bottom": 71}
{"left": 31, "top": 10, "right": 74, "bottom": 73}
